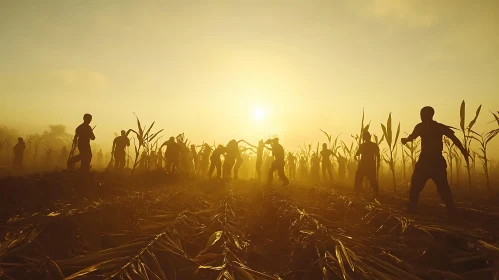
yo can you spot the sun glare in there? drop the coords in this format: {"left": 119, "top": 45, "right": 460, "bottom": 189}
{"left": 251, "top": 107, "right": 266, "bottom": 121}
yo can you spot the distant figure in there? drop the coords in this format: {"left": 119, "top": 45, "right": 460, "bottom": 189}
{"left": 58, "top": 146, "right": 68, "bottom": 168}
{"left": 160, "top": 137, "right": 181, "bottom": 174}
{"left": 402, "top": 106, "right": 469, "bottom": 217}
{"left": 320, "top": 143, "right": 335, "bottom": 182}
{"left": 97, "top": 149, "right": 104, "bottom": 168}
{"left": 190, "top": 145, "right": 199, "bottom": 173}
{"left": 310, "top": 153, "right": 320, "bottom": 182}
{"left": 223, "top": 140, "right": 243, "bottom": 179}
{"left": 266, "top": 138, "right": 289, "bottom": 186}
{"left": 354, "top": 131, "right": 380, "bottom": 197}
{"left": 243, "top": 140, "right": 265, "bottom": 181}
{"left": 67, "top": 114, "right": 95, "bottom": 171}
{"left": 337, "top": 155, "right": 347, "bottom": 180}
{"left": 299, "top": 156, "right": 308, "bottom": 180}
{"left": 287, "top": 153, "right": 296, "bottom": 180}
{"left": 139, "top": 151, "right": 148, "bottom": 170}
{"left": 208, "top": 144, "right": 225, "bottom": 179}
{"left": 12, "top": 137, "right": 26, "bottom": 171}
{"left": 199, "top": 144, "right": 212, "bottom": 176}
{"left": 112, "top": 130, "right": 130, "bottom": 172}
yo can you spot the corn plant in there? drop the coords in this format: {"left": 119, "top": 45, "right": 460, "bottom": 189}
{"left": 128, "top": 114, "right": 163, "bottom": 176}
{"left": 459, "top": 100, "right": 481, "bottom": 189}
{"left": 467, "top": 128, "right": 499, "bottom": 191}
{"left": 381, "top": 113, "right": 400, "bottom": 191}
{"left": 444, "top": 138, "right": 456, "bottom": 186}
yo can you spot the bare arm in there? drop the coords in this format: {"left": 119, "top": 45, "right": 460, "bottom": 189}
{"left": 402, "top": 124, "right": 420, "bottom": 145}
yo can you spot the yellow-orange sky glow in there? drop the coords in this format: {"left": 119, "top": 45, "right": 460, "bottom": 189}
{"left": 1, "top": 1, "right": 498, "bottom": 155}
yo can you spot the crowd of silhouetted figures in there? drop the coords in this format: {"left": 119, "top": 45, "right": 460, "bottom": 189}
{"left": 3, "top": 105, "right": 497, "bottom": 219}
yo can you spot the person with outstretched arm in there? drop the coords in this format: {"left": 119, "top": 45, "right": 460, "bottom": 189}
{"left": 402, "top": 106, "right": 469, "bottom": 218}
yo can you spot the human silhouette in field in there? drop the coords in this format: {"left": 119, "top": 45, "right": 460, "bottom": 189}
{"left": 223, "top": 140, "right": 244, "bottom": 179}
{"left": 208, "top": 144, "right": 225, "bottom": 179}
{"left": 402, "top": 106, "right": 469, "bottom": 217}
{"left": 191, "top": 145, "right": 199, "bottom": 173}
{"left": 337, "top": 155, "right": 347, "bottom": 180}
{"left": 12, "top": 137, "right": 26, "bottom": 171}
{"left": 299, "top": 156, "right": 308, "bottom": 180}
{"left": 266, "top": 138, "right": 289, "bottom": 186}
{"left": 199, "top": 144, "right": 212, "bottom": 176}
{"left": 112, "top": 130, "right": 130, "bottom": 172}
{"left": 287, "top": 152, "right": 296, "bottom": 180}
{"left": 67, "top": 114, "right": 95, "bottom": 171}
{"left": 310, "top": 153, "right": 320, "bottom": 182}
{"left": 160, "top": 137, "right": 181, "bottom": 174}
{"left": 354, "top": 131, "right": 380, "bottom": 197}
{"left": 320, "top": 143, "right": 335, "bottom": 182}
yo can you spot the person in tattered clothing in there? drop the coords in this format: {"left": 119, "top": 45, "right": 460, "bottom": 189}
{"left": 354, "top": 131, "right": 380, "bottom": 197}
{"left": 13, "top": 137, "right": 26, "bottom": 171}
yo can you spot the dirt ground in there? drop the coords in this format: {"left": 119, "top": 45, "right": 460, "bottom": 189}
{"left": 0, "top": 171, "right": 498, "bottom": 279}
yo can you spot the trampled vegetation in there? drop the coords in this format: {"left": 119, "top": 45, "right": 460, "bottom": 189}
{"left": 1, "top": 101, "right": 499, "bottom": 279}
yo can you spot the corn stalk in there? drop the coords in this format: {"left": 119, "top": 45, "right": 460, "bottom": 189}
{"left": 381, "top": 113, "right": 400, "bottom": 191}
{"left": 459, "top": 101, "right": 481, "bottom": 189}
{"left": 128, "top": 114, "right": 163, "bottom": 176}
{"left": 467, "top": 128, "right": 499, "bottom": 192}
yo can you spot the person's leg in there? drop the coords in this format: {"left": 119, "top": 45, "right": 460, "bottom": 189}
{"left": 367, "top": 168, "right": 379, "bottom": 197}
{"left": 322, "top": 163, "right": 327, "bottom": 182}
{"left": 432, "top": 167, "right": 455, "bottom": 213}
{"left": 408, "top": 161, "right": 429, "bottom": 212}
{"left": 216, "top": 160, "right": 222, "bottom": 179}
{"left": 208, "top": 160, "right": 215, "bottom": 178}
{"left": 267, "top": 162, "right": 277, "bottom": 184}
{"left": 278, "top": 163, "right": 289, "bottom": 186}
{"left": 354, "top": 168, "right": 364, "bottom": 196}
{"left": 327, "top": 164, "right": 333, "bottom": 182}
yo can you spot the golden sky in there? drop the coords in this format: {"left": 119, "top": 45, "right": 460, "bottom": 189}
{"left": 1, "top": 1, "right": 498, "bottom": 154}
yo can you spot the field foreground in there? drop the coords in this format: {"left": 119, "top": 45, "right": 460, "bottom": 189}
{"left": 1, "top": 172, "right": 499, "bottom": 279}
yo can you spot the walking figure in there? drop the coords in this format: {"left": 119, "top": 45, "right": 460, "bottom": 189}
{"left": 354, "top": 131, "right": 380, "bottom": 197}
{"left": 160, "top": 137, "right": 181, "bottom": 174}
{"left": 112, "top": 130, "right": 130, "bottom": 172}
{"left": 208, "top": 144, "right": 225, "bottom": 179}
{"left": 266, "top": 138, "right": 289, "bottom": 186}
{"left": 13, "top": 137, "right": 26, "bottom": 172}
{"left": 199, "top": 144, "right": 212, "bottom": 176}
{"left": 299, "top": 156, "right": 308, "bottom": 180}
{"left": 320, "top": 143, "right": 335, "bottom": 182}
{"left": 402, "top": 106, "right": 468, "bottom": 217}
{"left": 68, "top": 114, "right": 95, "bottom": 171}
{"left": 287, "top": 152, "right": 296, "bottom": 180}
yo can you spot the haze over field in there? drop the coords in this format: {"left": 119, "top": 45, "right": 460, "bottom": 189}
{"left": 1, "top": 0, "right": 498, "bottom": 154}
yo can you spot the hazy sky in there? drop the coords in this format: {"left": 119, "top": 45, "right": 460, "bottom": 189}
{"left": 1, "top": 1, "right": 498, "bottom": 154}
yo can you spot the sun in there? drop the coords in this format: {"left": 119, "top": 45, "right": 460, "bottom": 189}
{"left": 251, "top": 107, "right": 266, "bottom": 121}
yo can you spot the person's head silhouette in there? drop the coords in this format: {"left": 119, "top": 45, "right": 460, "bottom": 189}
{"left": 18, "top": 137, "right": 23, "bottom": 143}
{"left": 83, "top": 114, "right": 92, "bottom": 124}
{"left": 121, "top": 130, "right": 126, "bottom": 136}
{"left": 420, "top": 106, "right": 434, "bottom": 123}
{"left": 322, "top": 143, "right": 328, "bottom": 149}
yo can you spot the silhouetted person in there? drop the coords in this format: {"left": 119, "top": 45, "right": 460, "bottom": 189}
{"left": 402, "top": 106, "right": 469, "bottom": 217}
{"left": 199, "top": 144, "right": 212, "bottom": 176}
{"left": 112, "top": 130, "right": 130, "bottom": 172}
{"left": 160, "top": 137, "right": 181, "bottom": 174}
{"left": 266, "top": 138, "right": 289, "bottom": 186}
{"left": 208, "top": 144, "right": 225, "bottom": 179}
{"left": 191, "top": 145, "right": 199, "bottom": 173}
{"left": 139, "top": 151, "right": 148, "bottom": 170}
{"left": 320, "top": 143, "right": 335, "bottom": 182}
{"left": 338, "top": 155, "right": 347, "bottom": 180}
{"left": 12, "top": 137, "right": 25, "bottom": 171}
{"left": 299, "top": 156, "right": 308, "bottom": 179}
{"left": 354, "top": 131, "right": 380, "bottom": 197}
{"left": 244, "top": 140, "right": 265, "bottom": 181}
{"left": 287, "top": 153, "right": 296, "bottom": 180}
{"left": 310, "top": 153, "right": 320, "bottom": 182}
{"left": 68, "top": 114, "right": 95, "bottom": 171}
